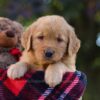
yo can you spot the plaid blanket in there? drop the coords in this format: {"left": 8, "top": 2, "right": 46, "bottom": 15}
{"left": 0, "top": 68, "right": 87, "bottom": 100}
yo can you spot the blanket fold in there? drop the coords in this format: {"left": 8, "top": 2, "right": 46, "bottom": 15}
{"left": 0, "top": 68, "right": 87, "bottom": 100}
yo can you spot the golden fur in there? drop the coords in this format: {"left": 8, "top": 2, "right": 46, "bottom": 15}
{"left": 7, "top": 15, "right": 80, "bottom": 87}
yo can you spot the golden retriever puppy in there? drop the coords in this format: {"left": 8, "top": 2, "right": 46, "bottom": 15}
{"left": 7, "top": 15, "right": 80, "bottom": 87}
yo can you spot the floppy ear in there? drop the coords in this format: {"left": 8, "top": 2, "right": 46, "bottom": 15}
{"left": 67, "top": 29, "right": 80, "bottom": 56}
{"left": 21, "top": 26, "right": 33, "bottom": 51}
{"left": 26, "top": 35, "right": 33, "bottom": 51}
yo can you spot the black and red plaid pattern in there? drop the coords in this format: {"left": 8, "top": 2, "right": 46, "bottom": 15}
{"left": 0, "top": 68, "right": 87, "bottom": 100}
{"left": 9, "top": 48, "right": 22, "bottom": 61}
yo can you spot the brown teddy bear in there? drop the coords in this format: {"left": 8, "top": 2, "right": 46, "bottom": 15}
{"left": 0, "top": 17, "right": 24, "bottom": 69}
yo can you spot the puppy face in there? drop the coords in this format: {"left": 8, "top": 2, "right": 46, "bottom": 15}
{"left": 22, "top": 15, "right": 80, "bottom": 65}
{"left": 32, "top": 28, "right": 67, "bottom": 64}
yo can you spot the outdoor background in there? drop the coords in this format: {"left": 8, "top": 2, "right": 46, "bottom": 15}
{"left": 0, "top": 0, "right": 100, "bottom": 100}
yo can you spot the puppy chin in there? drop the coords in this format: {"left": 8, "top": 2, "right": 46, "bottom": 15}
{"left": 37, "top": 57, "right": 57, "bottom": 65}
{"left": 38, "top": 60, "right": 54, "bottom": 65}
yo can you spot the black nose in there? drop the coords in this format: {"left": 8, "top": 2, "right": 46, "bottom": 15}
{"left": 6, "top": 31, "right": 15, "bottom": 38}
{"left": 45, "top": 49, "right": 54, "bottom": 59}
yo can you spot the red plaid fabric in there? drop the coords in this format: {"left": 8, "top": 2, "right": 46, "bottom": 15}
{"left": 9, "top": 48, "right": 22, "bottom": 61}
{"left": 0, "top": 68, "right": 87, "bottom": 100}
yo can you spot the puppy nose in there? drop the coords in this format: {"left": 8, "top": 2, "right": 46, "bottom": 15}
{"left": 6, "top": 31, "right": 15, "bottom": 38}
{"left": 45, "top": 49, "right": 54, "bottom": 59}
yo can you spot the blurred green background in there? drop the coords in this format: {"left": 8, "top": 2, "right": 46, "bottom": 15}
{"left": 0, "top": 0, "right": 100, "bottom": 100}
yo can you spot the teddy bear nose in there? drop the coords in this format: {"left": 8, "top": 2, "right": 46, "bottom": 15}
{"left": 6, "top": 31, "right": 15, "bottom": 38}
{"left": 44, "top": 49, "right": 55, "bottom": 59}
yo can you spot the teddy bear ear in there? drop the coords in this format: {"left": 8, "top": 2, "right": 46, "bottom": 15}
{"left": 13, "top": 21, "right": 24, "bottom": 33}
{"left": 67, "top": 28, "right": 81, "bottom": 56}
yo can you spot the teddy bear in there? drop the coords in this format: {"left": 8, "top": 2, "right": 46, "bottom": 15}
{"left": 0, "top": 17, "right": 24, "bottom": 69}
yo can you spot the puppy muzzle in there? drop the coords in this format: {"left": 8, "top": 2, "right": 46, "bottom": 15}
{"left": 44, "top": 48, "right": 55, "bottom": 59}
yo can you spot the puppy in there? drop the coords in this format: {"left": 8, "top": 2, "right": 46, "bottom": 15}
{"left": 7, "top": 15, "right": 80, "bottom": 87}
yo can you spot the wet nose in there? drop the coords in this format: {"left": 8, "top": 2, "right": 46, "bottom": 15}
{"left": 44, "top": 49, "right": 55, "bottom": 59}
{"left": 6, "top": 31, "right": 15, "bottom": 38}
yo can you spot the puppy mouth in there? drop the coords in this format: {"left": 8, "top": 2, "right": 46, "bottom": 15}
{"left": 43, "top": 59, "right": 55, "bottom": 63}
{"left": 39, "top": 57, "right": 57, "bottom": 65}
{"left": 43, "top": 54, "right": 56, "bottom": 63}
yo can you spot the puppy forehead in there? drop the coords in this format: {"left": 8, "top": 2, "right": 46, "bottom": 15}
{"left": 33, "top": 23, "right": 67, "bottom": 36}
{"left": 31, "top": 16, "right": 72, "bottom": 39}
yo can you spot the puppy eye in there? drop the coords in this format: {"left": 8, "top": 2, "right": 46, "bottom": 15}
{"left": 57, "top": 38, "right": 63, "bottom": 42}
{"left": 37, "top": 36, "right": 44, "bottom": 40}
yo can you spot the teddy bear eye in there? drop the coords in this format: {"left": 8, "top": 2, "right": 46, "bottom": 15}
{"left": 57, "top": 37, "right": 63, "bottom": 42}
{"left": 37, "top": 36, "right": 44, "bottom": 40}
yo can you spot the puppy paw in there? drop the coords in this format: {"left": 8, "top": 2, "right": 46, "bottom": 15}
{"left": 7, "top": 62, "right": 28, "bottom": 79}
{"left": 45, "top": 70, "right": 63, "bottom": 87}
{"left": 45, "top": 62, "right": 67, "bottom": 87}
{"left": 45, "top": 62, "right": 69, "bottom": 87}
